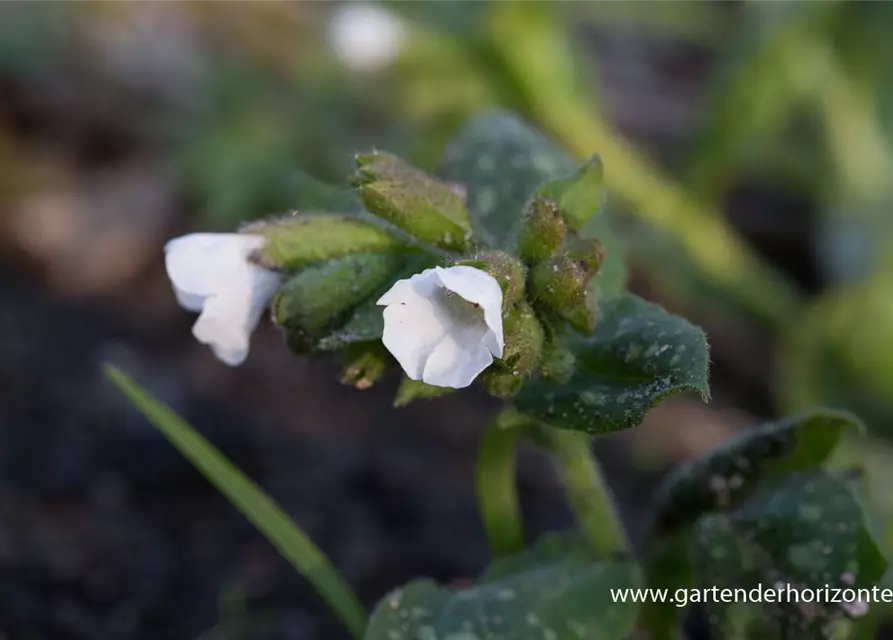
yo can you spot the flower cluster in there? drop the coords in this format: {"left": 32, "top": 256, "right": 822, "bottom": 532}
{"left": 163, "top": 152, "right": 606, "bottom": 397}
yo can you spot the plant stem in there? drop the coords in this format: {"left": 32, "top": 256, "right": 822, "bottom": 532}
{"left": 475, "top": 408, "right": 530, "bottom": 556}
{"left": 106, "top": 365, "right": 367, "bottom": 639}
{"left": 548, "top": 429, "right": 630, "bottom": 557}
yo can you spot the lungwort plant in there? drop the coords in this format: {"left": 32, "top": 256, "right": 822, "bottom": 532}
{"left": 107, "top": 111, "right": 886, "bottom": 640}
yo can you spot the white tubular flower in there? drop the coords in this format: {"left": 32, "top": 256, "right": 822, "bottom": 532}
{"left": 377, "top": 266, "right": 504, "bottom": 389}
{"left": 164, "top": 233, "right": 283, "bottom": 366}
{"left": 328, "top": 3, "right": 406, "bottom": 73}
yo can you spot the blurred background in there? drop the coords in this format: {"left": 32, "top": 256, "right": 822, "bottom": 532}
{"left": 1, "top": 1, "right": 892, "bottom": 638}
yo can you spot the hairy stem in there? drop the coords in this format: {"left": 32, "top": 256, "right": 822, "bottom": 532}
{"left": 548, "top": 429, "right": 630, "bottom": 557}
{"left": 476, "top": 408, "right": 530, "bottom": 556}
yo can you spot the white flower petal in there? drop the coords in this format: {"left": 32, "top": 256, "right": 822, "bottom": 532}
{"left": 481, "top": 329, "right": 503, "bottom": 358}
{"left": 434, "top": 265, "right": 504, "bottom": 357}
{"left": 172, "top": 287, "right": 206, "bottom": 313}
{"left": 164, "top": 233, "right": 283, "bottom": 366}
{"left": 192, "top": 295, "right": 251, "bottom": 366}
{"left": 376, "top": 268, "right": 438, "bottom": 306}
{"left": 379, "top": 270, "right": 449, "bottom": 379}
{"left": 165, "top": 233, "right": 261, "bottom": 298}
{"left": 422, "top": 332, "right": 494, "bottom": 389}
{"left": 377, "top": 265, "right": 505, "bottom": 388}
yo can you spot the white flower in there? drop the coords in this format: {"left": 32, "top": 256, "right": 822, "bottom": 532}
{"left": 377, "top": 266, "right": 504, "bottom": 389}
{"left": 328, "top": 3, "right": 406, "bottom": 72}
{"left": 164, "top": 233, "right": 283, "bottom": 366}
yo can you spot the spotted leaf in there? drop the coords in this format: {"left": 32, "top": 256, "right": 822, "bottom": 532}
{"left": 364, "top": 534, "right": 640, "bottom": 640}
{"left": 691, "top": 471, "right": 886, "bottom": 639}
{"left": 439, "top": 111, "right": 625, "bottom": 297}
{"left": 515, "top": 294, "right": 709, "bottom": 434}
{"left": 651, "top": 409, "right": 863, "bottom": 532}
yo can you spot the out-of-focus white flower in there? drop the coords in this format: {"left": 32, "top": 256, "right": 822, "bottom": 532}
{"left": 164, "top": 233, "right": 283, "bottom": 366}
{"left": 328, "top": 3, "right": 406, "bottom": 72}
{"left": 377, "top": 266, "right": 504, "bottom": 389}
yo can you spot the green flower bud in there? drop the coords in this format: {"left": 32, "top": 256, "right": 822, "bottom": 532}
{"left": 338, "top": 344, "right": 388, "bottom": 390}
{"left": 272, "top": 252, "right": 403, "bottom": 352}
{"left": 518, "top": 197, "right": 566, "bottom": 261}
{"left": 480, "top": 301, "right": 544, "bottom": 398}
{"left": 394, "top": 377, "right": 454, "bottom": 407}
{"left": 538, "top": 337, "right": 576, "bottom": 384}
{"left": 245, "top": 214, "right": 405, "bottom": 270}
{"left": 536, "top": 155, "right": 604, "bottom": 232}
{"left": 455, "top": 250, "right": 525, "bottom": 311}
{"left": 566, "top": 237, "right": 605, "bottom": 279}
{"left": 352, "top": 152, "right": 472, "bottom": 252}
{"left": 529, "top": 256, "right": 598, "bottom": 334}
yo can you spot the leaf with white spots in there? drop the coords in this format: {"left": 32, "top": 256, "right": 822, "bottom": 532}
{"left": 438, "top": 112, "right": 625, "bottom": 297}
{"left": 364, "top": 534, "right": 641, "bottom": 640}
{"left": 651, "top": 409, "right": 864, "bottom": 533}
{"left": 439, "top": 110, "right": 571, "bottom": 249}
{"left": 691, "top": 471, "right": 886, "bottom": 639}
{"left": 515, "top": 294, "right": 709, "bottom": 434}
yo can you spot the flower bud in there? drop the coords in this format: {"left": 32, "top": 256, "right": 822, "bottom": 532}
{"left": 480, "top": 301, "right": 544, "bottom": 398}
{"left": 338, "top": 344, "right": 388, "bottom": 390}
{"left": 518, "top": 197, "right": 566, "bottom": 261}
{"left": 394, "top": 376, "right": 454, "bottom": 407}
{"left": 529, "top": 256, "right": 598, "bottom": 334}
{"left": 566, "top": 237, "right": 605, "bottom": 279}
{"left": 273, "top": 252, "right": 403, "bottom": 352}
{"left": 535, "top": 155, "right": 604, "bottom": 232}
{"left": 454, "top": 250, "right": 525, "bottom": 311}
{"left": 353, "top": 152, "right": 472, "bottom": 251}
{"left": 538, "top": 337, "right": 576, "bottom": 384}
{"left": 245, "top": 214, "right": 405, "bottom": 270}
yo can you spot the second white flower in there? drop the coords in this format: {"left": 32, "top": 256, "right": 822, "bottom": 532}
{"left": 377, "top": 266, "right": 504, "bottom": 389}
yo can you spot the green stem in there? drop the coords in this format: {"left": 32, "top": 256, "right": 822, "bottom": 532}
{"left": 476, "top": 408, "right": 529, "bottom": 556}
{"left": 548, "top": 429, "right": 630, "bottom": 557}
{"left": 105, "top": 366, "right": 367, "bottom": 639}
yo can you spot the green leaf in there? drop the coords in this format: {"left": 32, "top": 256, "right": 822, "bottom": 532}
{"left": 691, "top": 471, "right": 886, "bottom": 639}
{"left": 515, "top": 293, "right": 710, "bottom": 434}
{"left": 535, "top": 155, "right": 605, "bottom": 233}
{"left": 103, "top": 366, "right": 366, "bottom": 639}
{"left": 248, "top": 214, "right": 407, "bottom": 270}
{"left": 439, "top": 111, "right": 626, "bottom": 295}
{"left": 439, "top": 110, "right": 573, "bottom": 250}
{"left": 364, "top": 534, "right": 640, "bottom": 640}
{"left": 652, "top": 409, "right": 864, "bottom": 532}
